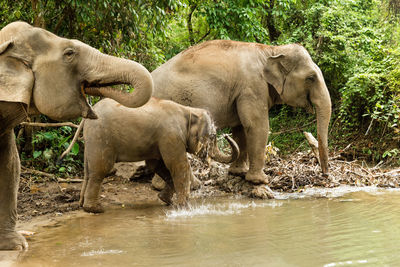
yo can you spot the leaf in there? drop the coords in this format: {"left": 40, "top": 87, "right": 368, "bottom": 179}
{"left": 43, "top": 132, "right": 55, "bottom": 140}
{"left": 59, "top": 136, "right": 72, "bottom": 148}
{"left": 33, "top": 151, "right": 42, "bottom": 159}
{"left": 71, "top": 143, "right": 79, "bottom": 156}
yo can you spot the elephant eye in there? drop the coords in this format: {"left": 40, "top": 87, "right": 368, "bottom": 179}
{"left": 306, "top": 75, "right": 316, "bottom": 83}
{"left": 63, "top": 48, "right": 76, "bottom": 61}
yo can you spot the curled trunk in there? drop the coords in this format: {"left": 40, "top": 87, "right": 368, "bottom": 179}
{"left": 82, "top": 46, "right": 153, "bottom": 109}
{"left": 210, "top": 134, "right": 240, "bottom": 164}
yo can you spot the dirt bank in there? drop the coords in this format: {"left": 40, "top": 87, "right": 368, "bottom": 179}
{"left": 17, "top": 152, "right": 400, "bottom": 225}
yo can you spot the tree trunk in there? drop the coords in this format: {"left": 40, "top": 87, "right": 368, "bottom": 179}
{"left": 31, "top": 0, "right": 46, "bottom": 28}
{"left": 263, "top": 0, "right": 280, "bottom": 43}
{"left": 187, "top": 3, "right": 197, "bottom": 45}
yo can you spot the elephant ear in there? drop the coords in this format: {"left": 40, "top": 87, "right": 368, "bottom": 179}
{"left": 188, "top": 110, "right": 213, "bottom": 148}
{"left": 264, "top": 54, "right": 289, "bottom": 95}
{"left": 188, "top": 112, "right": 201, "bottom": 141}
{"left": 0, "top": 40, "right": 34, "bottom": 106}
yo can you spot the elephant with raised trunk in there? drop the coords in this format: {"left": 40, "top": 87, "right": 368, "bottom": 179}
{"left": 80, "top": 97, "right": 239, "bottom": 213}
{"left": 152, "top": 40, "right": 332, "bottom": 184}
{"left": 0, "top": 22, "right": 153, "bottom": 250}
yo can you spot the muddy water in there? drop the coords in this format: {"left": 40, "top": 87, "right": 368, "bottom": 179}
{"left": 9, "top": 186, "right": 400, "bottom": 266}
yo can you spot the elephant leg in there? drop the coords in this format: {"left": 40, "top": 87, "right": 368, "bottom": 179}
{"left": 228, "top": 125, "right": 249, "bottom": 175}
{"left": 82, "top": 151, "right": 114, "bottom": 213}
{"left": 0, "top": 130, "right": 28, "bottom": 250}
{"left": 82, "top": 170, "right": 107, "bottom": 213}
{"left": 146, "top": 160, "right": 175, "bottom": 205}
{"left": 190, "top": 172, "right": 201, "bottom": 190}
{"left": 237, "top": 97, "right": 269, "bottom": 185}
{"left": 160, "top": 142, "right": 191, "bottom": 207}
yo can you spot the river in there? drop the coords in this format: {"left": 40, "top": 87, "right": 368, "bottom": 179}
{"left": 3, "top": 186, "right": 400, "bottom": 266}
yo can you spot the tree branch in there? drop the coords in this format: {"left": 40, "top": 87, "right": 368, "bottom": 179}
{"left": 270, "top": 119, "right": 317, "bottom": 135}
{"left": 196, "top": 28, "right": 211, "bottom": 43}
{"left": 303, "top": 132, "right": 321, "bottom": 166}
{"left": 20, "top": 122, "right": 79, "bottom": 128}
{"left": 21, "top": 166, "right": 54, "bottom": 178}
{"left": 21, "top": 166, "right": 83, "bottom": 182}
{"left": 57, "top": 119, "right": 85, "bottom": 162}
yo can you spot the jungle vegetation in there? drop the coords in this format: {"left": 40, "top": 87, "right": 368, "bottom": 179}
{"left": 1, "top": 0, "right": 399, "bottom": 175}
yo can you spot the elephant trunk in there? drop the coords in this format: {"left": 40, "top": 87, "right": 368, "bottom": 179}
{"left": 82, "top": 46, "right": 153, "bottom": 108}
{"left": 210, "top": 134, "right": 240, "bottom": 164}
{"left": 313, "top": 88, "right": 331, "bottom": 176}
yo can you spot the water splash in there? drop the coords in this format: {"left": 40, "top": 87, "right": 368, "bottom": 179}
{"left": 81, "top": 249, "right": 124, "bottom": 257}
{"left": 165, "top": 200, "right": 282, "bottom": 219}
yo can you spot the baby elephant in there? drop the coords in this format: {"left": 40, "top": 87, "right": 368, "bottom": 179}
{"left": 80, "top": 97, "right": 239, "bottom": 213}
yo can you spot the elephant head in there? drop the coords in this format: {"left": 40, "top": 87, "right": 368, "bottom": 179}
{"left": 0, "top": 21, "right": 153, "bottom": 121}
{"left": 187, "top": 109, "right": 239, "bottom": 164}
{"left": 263, "top": 44, "right": 332, "bottom": 175}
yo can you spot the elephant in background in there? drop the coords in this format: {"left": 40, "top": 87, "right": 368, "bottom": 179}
{"left": 152, "top": 40, "right": 332, "bottom": 184}
{"left": 80, "top": 97, "right": 239, "bottom": 213}
{"left": 0, "top": 21, "right": 153, "bottom": 250}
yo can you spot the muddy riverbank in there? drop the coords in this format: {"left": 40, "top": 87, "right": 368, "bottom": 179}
{"left": 17, "top": 151, "right": 400, "bottom": 223}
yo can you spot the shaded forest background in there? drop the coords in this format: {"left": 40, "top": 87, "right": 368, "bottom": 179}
{"left": 1, "top": 0, "right": 399, "bottom": 176}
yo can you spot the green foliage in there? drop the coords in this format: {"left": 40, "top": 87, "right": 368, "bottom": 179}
{"left": 2, "top": 0, "right": 400, "bottom": 168}
{"left": 198, "top": 0, "right": 268, "bottom": 42}
{"left": 269, "top": 106, "right": 317, "bottom": 154}
{"left": 26, "top": 123, "right": 83, "bottom": 176}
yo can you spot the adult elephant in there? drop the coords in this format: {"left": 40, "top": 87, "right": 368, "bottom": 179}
{"left": 0, "top": 21, "right": 153, "bottom": 250}
{"left": 152, "top": 40, "right": 331, "bottom": 184}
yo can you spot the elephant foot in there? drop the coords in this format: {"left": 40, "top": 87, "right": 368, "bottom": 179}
{"left": 0, "top": 231, "right": 28, "bottom": 251}
{"left": 158, "top": 192, "right": 173, "bottom": 205}
{"left": 228, "top": 163, "right": 249, "bottom": 176}
{"left": 158, "top": 186, "right": 174, "bottom": 205}
{"left": 251, "top": 185, "right": 275, "bottom": 199}
{"left": 79, "top": 196, "right": 84, "bottom": 207}
{"left": 82, "top": 203, "right": 105, "bottom": 213}
{"left": 191, "top": 176, "right": 202, "bottom": 190}
{"left": 245, "top": 171, "right": 269, "bottom": 185}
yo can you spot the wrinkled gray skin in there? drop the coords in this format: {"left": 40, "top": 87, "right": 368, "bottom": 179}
{"left": 80, "top": 98, "right": 239, "bottom": 213}
{"left": 152, "top": 40, "right": 332, "bottom": 184}
{"left": 0, "top": 22, "right": 153, "bottom": 250}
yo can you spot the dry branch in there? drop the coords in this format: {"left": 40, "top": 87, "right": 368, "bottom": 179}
{"left": 271, "top": 119, "right": 316, "bottom": 135}
{"left": 303, "top": 131, "right": 320, "bottom": 165}
{"left": 57, "top": 178, "right": 83, "bottom": 183}
{"left": 21, "top": 166, "right": 54, "bottom": 178}
{"left": 58, "top": 119, "right": 85, "bottom": 162}
{"left": 20, "top": 122, "right": 79, "bottom": 128}
{"left": 21, "top": 166, "right": 83, "bottom": 183}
